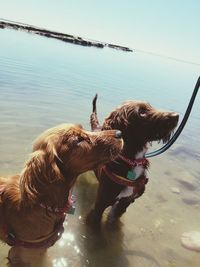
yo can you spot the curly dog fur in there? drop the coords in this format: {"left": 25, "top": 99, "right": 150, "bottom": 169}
{"left": 87, "top": 95, "right": 179, "bottom": 227}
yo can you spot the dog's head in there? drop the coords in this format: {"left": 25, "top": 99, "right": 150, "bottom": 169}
{"left": 31, "top": 123, "right": 123, "bottom": 176}
{"left": 103, "top": 100, "right": 179, "bottom": 151}
{"left": 20, "top": 124, "right": 123, "bottom": 203}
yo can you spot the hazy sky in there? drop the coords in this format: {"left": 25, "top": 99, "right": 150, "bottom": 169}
{"left": 0, "top": 0, "right": 200, "bottom": 64}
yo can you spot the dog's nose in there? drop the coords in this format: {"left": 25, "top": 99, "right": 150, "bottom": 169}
{"left": 115, "top": 130, "right": 122, "bottom": 139}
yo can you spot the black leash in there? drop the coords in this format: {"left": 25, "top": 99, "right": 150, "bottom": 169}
{"left": 145, "top": 76, "right": 200, "bottom": 158}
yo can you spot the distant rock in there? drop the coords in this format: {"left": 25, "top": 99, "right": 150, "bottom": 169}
{"left": 107, "top": 43, "right": 133, "bottom": 52}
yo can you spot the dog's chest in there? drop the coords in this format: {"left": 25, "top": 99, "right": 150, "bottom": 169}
{"left": 131, "top": 164, "right": 144, "bottom": 180}
{"left": 131, "top": 150, "right": 146, "bottom": 179}
{"left": 117, "top": 150, "right": 146, "bottom": 199}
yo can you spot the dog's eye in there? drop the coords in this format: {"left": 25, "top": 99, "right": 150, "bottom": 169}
{"left": 76, "top": 136, "right": 85, "bottom": 143}
{"left": 139, "top": 108, "right": 147, "bottom": 117}
{"left": 75, "top": 135, "right": 92, "bottom": 145}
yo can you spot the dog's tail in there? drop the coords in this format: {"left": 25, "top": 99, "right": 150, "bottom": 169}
{"left": 90, "top": 94, "right": 102, "bottom": 131}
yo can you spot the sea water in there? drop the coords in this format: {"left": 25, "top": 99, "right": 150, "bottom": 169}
{"left": 0, "top": 29, "right": 200, "bottom": 267}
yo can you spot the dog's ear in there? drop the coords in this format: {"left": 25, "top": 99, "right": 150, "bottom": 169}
{"left": 103, "top": 109, "right": 129, "bottom": 130}
{"left": 20, "top": 146, "right": 63, "bottom": 204}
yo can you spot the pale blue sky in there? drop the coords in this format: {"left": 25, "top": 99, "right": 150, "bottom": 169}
{"left": 0, "top": 0, "right": 200, "bottom": 64}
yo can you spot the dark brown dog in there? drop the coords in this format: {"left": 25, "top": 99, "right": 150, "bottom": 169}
{"left": 87, "top": 95, "right": 179, "bottom": 226}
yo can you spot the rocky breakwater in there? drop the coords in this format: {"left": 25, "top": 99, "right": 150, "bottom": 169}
{"left": 0, "top": 20, "right": 133, "bottom": 52}
{"left": 107, "top": 43, "right": 133, "bottom": 52}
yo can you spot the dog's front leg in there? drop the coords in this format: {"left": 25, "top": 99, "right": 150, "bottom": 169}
{"left": 86, "top": 180, "right": 122, "bottom": 228}
{"left": 86, "top": 192, "right": 111, "bottom": 228}
{"left": 107, "top": 186, "right": 135, "bottom": 224}
{"left": 108, "top": 197, "right": 133, "bottom": 224}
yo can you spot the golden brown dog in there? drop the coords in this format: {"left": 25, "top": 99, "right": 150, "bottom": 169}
{"left": 0, "top": 123, "right": 123, "bottom": 266}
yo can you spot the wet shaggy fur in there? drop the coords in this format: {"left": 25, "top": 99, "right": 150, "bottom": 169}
{"left": 0, "top": 123, "right": 123, "bottom": 266}
{"left": 87, "top": 95, "right": 179, "bottom": 227}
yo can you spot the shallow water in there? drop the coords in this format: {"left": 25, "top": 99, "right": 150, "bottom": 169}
{"left": 0, "top": 29, "right": 200, "bottom": 267}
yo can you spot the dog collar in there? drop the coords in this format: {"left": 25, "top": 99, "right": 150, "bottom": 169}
{"left": 118, "top": 154, "right": 149, "bottom": 168}
{"left": 102, "top": 166, "right": 148, "bottom": 188}
{"left": 39, "top": 193, "right": 75, "bottom": 215}
{"left": 102, "top": 166, "right": 136, "bottom": 186}
{"left": 101, "top": 152, "right": 149, "bottom": 186}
